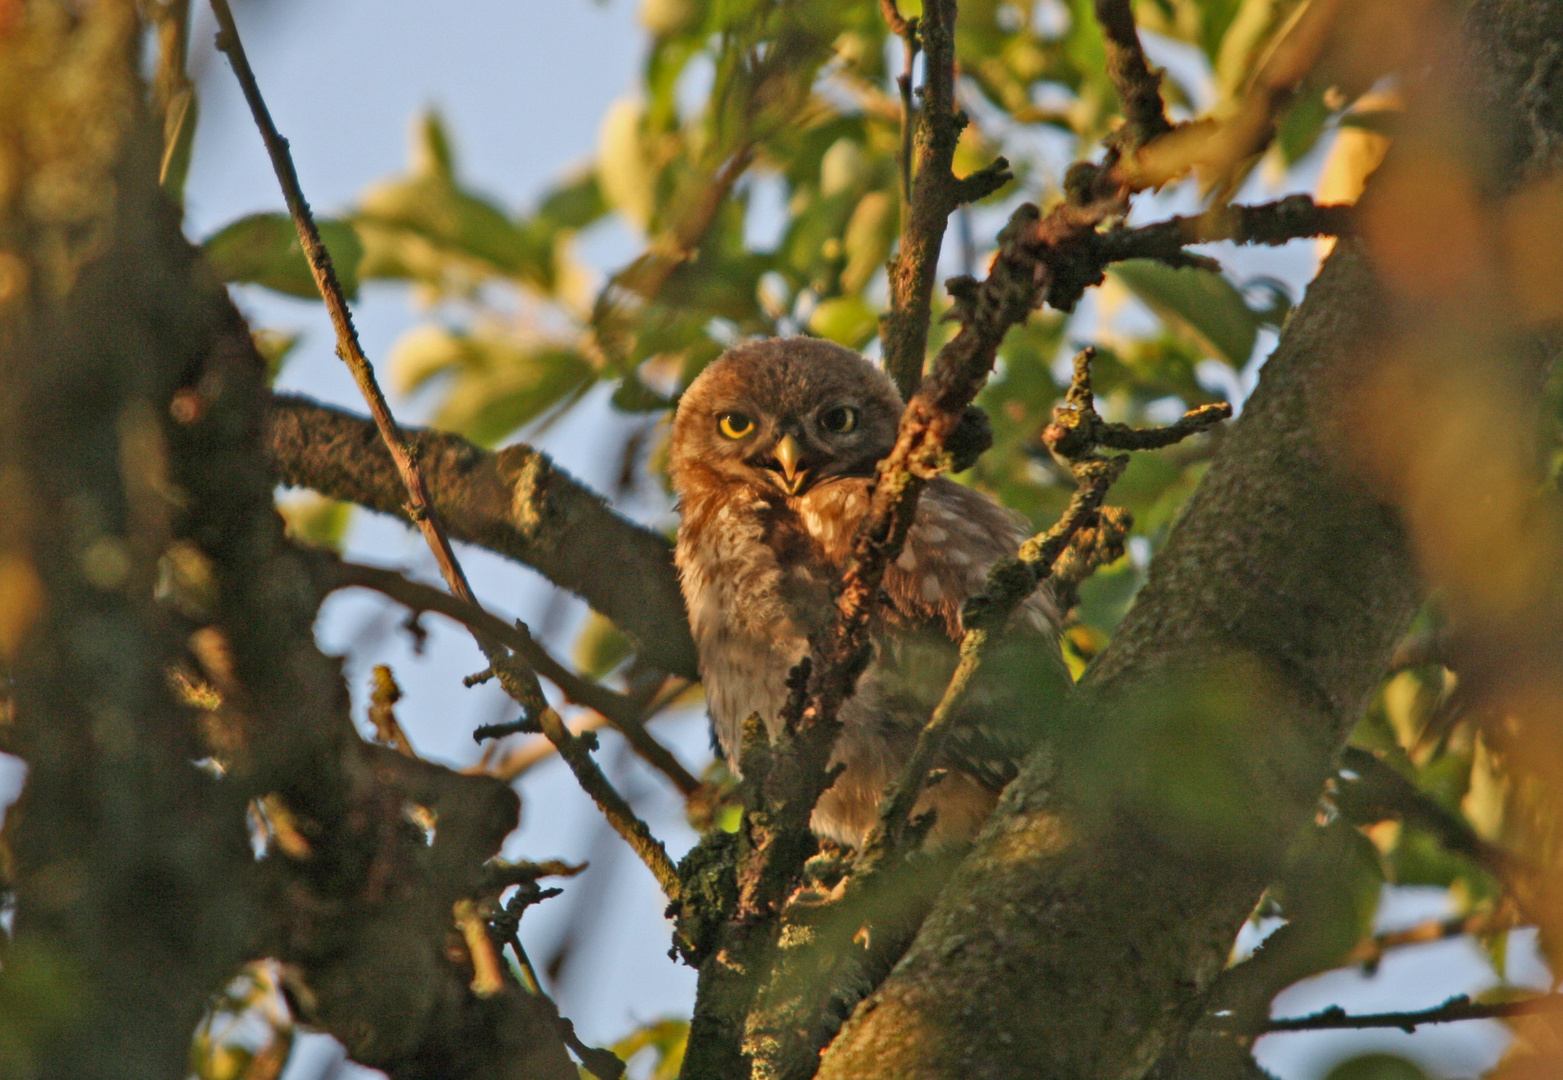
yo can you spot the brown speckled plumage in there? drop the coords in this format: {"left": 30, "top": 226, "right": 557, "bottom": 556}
{"left": 671, "top": 338, "right": 1066, "bottom": 847}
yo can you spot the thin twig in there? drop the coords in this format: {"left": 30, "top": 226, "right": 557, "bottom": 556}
{"left": 1253, "top": 993, "right": 1563, "bottom": 1034}
{"left": 870, "top": 348, "right": 1227, "bottom": 857}
{"left": 210, "top": 0, "right": 679, "bottom": 900}
{"left": 330, "top": 560, "right": 701, "bottom": 799}
{"left": 1093, "top": 196, "right": 1353, "bottom": 265}
{"left": 864, "top": 454, "right": 1127, "bottom": 857}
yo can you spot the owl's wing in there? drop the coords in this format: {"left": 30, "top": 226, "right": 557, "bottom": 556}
{"left": 877, "top": 478, "right": 1071, "bottom": 788}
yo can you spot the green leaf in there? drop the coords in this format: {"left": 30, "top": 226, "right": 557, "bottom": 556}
{"left": 251, "top": 328, "right": 300, "bottom": 386}
{"left": 277, "top": 494, "right": 353, "bottom": 552}
{"left": 1110, "top": 260, "right": 1260, "bottom": 368}
{"left": 202, "top": 213, "right": 363, "bottom": 301}
{"left": 1323, "top": 1055, "right": 1430, "bottom": 1080}
{"left": 355, "top": 175, "right": 546, "bottom": 291}
{"left": 573, "top": 611, "right": 633, "bottom": 680}
{"left": 1275, "top": 82, "right": 1333, "bottom": 166}
{"left": 387, "top": 326, "right": 595, "bottom": 445}
{"left": 808, "top": 296, "right": 878, "bottom": 349}
{"left": 610, "top": 1019, "right": 688, "bottom": 1080}
{"left": 415, "top": 109, "right": 455, "bottom": 180}
{"left": 840, "top": 189, "right": 897, "bottom": 294}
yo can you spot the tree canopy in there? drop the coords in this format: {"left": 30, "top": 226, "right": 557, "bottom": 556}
{"left": 2, "top": 1, "right": 1563, "bottom": 1079}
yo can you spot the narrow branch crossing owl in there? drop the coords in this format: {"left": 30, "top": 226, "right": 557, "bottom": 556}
{"left": 670, "top": 337, "right": 1067, "bottom": 847}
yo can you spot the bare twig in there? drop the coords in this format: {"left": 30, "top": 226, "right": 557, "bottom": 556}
{"left": 210, "top": 0, "right": 679, "bottom": 899}
{"left": 1093, "top": 196, "right": 1353, "bottom": 266}
{"left": 1247, "top": 993, "right": 1563, "bottom": 1034}
{"left": 880, "top": 0, "right": 1013, "bottom": 398}
{"left": 1092, "top": 0, "right": 1172, "bottom": 152}
{"left": 864, "top": 456, "right": 1126, "bottom": 857}
{"left": 1044, "top": 348, "right": 1233, "bottom": 461}
{"left": 329, "top": 560, "right": 701, "bottom": 800}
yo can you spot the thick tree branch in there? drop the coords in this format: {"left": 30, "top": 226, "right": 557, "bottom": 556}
{"left": 0, "top": 6, "right": 581, "bottom": 1076}
{"left": 266, "top": 394, "right": 697, "bottom": 678}
{"left": 213, "top": 0, "right": 677, "bottom": 899}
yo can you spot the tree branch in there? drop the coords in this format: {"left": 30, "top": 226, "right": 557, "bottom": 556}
{"left": 880, "top": 0, "right": 1013, "bottom": 398}
{"left": 817, "top": 3, "right": 1563, "bottom": 1073}
{"left": 1093, "top": 0, "right": 1172, "bottom": 152}
{"left": 266, "top": 394, "right": 696, "bottom": 678}
{"left": 211, "top": 0, "right": 679, "bottom": 899}
{"left": 1252, "top": 993, "right": 1563, "bottom": 1034}
{"left": 329, "top": 558, "right": 701, "bottom": 798}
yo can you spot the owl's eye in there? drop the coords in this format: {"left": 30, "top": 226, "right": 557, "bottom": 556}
{"left": 820, "top": 405, "right": 859, "bottom": 434}
{"left": 718, "top": 412, "right": 755, "bottom": 439}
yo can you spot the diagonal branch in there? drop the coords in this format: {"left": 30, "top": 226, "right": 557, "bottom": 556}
{"left": 329, "top": 558, "right": 701, "bottom": 798}
{"left": 265, "top": 394, "right": 697, "bottom": 678}
{"left": 209, "top": 0, "right": 679, "bottom": 899}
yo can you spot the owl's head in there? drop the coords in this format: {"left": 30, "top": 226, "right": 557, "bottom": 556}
{"left": 670, "top": 337, "right": 902, "bottom": 500}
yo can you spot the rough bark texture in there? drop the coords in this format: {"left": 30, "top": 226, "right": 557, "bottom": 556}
{"left": 815, "top": 3, "right": 1563, "bottom": 1076}
{"left": 267, "top": 394, "right": 697, "bottom": 679}
{"left": 0, "top": 8, "right": 257, "bottom": 1077}
{"left": 0, "top": 7, "right": 577, "bottom": 1077}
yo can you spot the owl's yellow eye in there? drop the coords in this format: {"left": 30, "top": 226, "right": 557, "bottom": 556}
{"left": 820, "top": 405, "right": 858, "bottom": 434}
{"left": 718, "top": 412, "right": 755, "bottom": 439}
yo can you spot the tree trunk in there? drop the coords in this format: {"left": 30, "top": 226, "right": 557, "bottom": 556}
{"left": 817, "top": 2, "right": 1563, "bottom": 1076}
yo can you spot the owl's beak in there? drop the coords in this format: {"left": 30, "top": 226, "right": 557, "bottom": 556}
{"left": 770, "top": 434, "right": 809, "bottom": 495}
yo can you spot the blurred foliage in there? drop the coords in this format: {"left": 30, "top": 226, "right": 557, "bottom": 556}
{"left": 608, "top": 1017, "right": 688, "bottom": 1080}
{"left": 188, "top": 0, "right": 1563, "bottom": 1067}
{"left": 187, "top": 963, "right": 292, "bottom": 1080}
{"left": 1324, "top": 1055, "right": 1432, "bottom": 1080}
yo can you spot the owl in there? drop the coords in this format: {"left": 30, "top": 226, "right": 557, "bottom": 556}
{"left": 670, "top": 337, "right": 1068, "bottom": 848}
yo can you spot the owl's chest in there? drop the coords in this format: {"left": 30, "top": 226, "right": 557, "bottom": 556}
{"left": 675, "top": 491, "right": 850, "bottom": 744}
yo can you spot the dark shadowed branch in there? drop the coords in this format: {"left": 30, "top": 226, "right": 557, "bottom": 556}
{"left": 1093, "top": 0, "right": 1172, "bottom": 152}
{"left": 1251, "top": 993, "right": 1563, "bottom": 1034}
